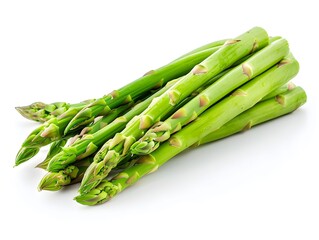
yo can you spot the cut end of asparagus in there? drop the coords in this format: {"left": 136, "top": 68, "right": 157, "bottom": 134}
{"left": 75, "top": 181, "right": 119, "bottom": 206}
{"left": 15, "top": 147, "right": 40, "bottom": 166}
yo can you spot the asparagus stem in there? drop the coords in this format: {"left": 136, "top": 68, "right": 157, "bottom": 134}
{"left": 75, "top": 53, "right": 300, "bottom": 205}
{"left": 79, "top": 27, "right": 269, "bottom": 194}
{"left": 131, "top": 38, "right": 289, "bottom": 155}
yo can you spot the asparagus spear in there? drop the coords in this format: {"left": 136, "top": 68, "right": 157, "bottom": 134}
{"left": 37, "top": 83, "right": 297, "bottom": 191}
{"left": 75, "top": 54, "right": 301, "bottom": 205}
{"left": 79, "top": 27, "right": 269, "bottom": 194}
{"left": 130, "top": 38, "right": 289, "bottom": 155}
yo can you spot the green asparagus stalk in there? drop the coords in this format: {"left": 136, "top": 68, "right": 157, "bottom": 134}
{"left": 46, "top": 79, "right": 180, "bottom": 172}
{"left": 130, "top": 38, "right": 289, "bottom": 155}
{"left": 79, "top": 27, "right": 269, "bottom": 194}
{"left": 37, "top": 82, "right": 297, "bottom": 191}
{"left": 75, "top": 54, "right": 301, "bottom": 205}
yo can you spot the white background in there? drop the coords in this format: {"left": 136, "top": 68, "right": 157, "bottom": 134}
{"left": 0, "top": 0, "right": 318, "bottom": 239}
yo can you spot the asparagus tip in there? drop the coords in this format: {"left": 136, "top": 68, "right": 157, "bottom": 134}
{"left": 75, "top": 181, "right": 119, "bottom": 206}
{"left": 15, "top": 147, "right": 40, "bottom": 166}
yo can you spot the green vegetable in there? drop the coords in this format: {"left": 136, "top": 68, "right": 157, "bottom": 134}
{"left": 37, "top": 83, "right": 299, "bottom": 191}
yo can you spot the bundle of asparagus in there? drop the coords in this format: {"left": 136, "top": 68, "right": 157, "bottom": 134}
{"left": 15, "top": 27, "right": 307, "bottom": 206}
